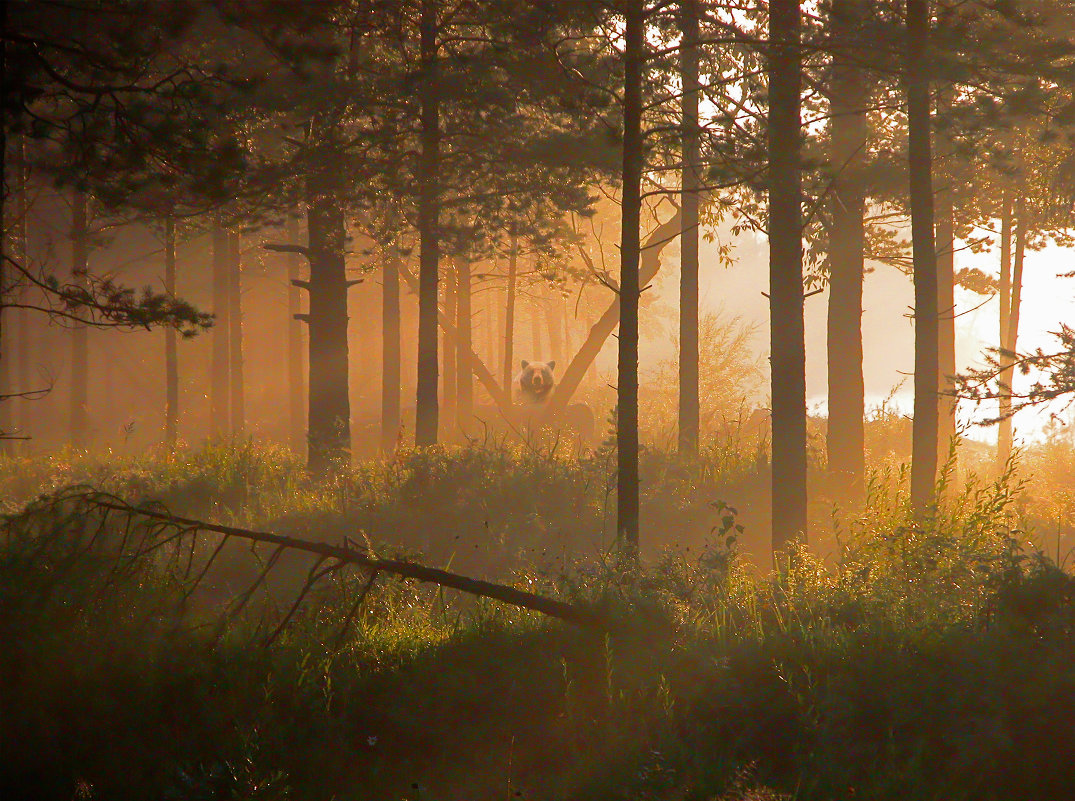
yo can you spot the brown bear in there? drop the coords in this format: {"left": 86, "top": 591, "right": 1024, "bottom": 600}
{"left": 512, "top": 359, "right": 595, "bottom": 445}
{"left": 515, "top": 360, "right": 556, "bottom": 404}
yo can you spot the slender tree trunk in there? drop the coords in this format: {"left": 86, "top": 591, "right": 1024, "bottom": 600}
{"left": 493, "top": 291, "right": 501, "bottom": 380}
{"left": 935, "top": 92, "right": 957, "bottom": 464}
{"left": 415, "top": 0, "right": 441, "bottom": 446}
{"left": 0, "top": 224, "right": 9, "bottom": 448}
{"left": 16, "top": 310, "right": 29, "bottom": 449}
{"left": 70, "top": 190, "right": 89, "bottom": 449}
{"left": 907, "top": 0, "right": 939, "bottom": 513}
{"left": 617, "top": 0, "right": 644, "bottom": 561}
{"left": 825, "top": 0, "right": 868, "bottom": 500}
{"left": 545, "top": 290, "right": 563, "bottom": 366}
{"left": 381, "top": 237, "right": 402, "bottom": 451}
{"left": 679, "top": 0, "right": 701, "bottom": 457}
{"left": 164, "top": 215, "right": 178, "bottom": 447}
{"left": 287, "top": 216, "right": 306, "bottom": 453}
{"left": 996, "top": 191, "right": 1012, "bottom": 465}
{"left": 228, "top": 232, "right": 244, "bottom": 436}
{"left": 530, "top": 295, "right": 543, "bottom": 360}
{"left": 769, "top": 0, "right": 808, "bottom": 554}
{"left": 442, "top": 256, "right": 457, "bottom": 428}
{"left": 456, "top": 254, "right": 473, "bottom": 421}
{"left": 562, "top": 296, "right": 573, "bottom": 364}
{"left": 210, "top": 218, "right": 230, "bottom": 438}
{"left": 998, "top": 200, "right": 1025, "bottom": 466}
{"left": 0, "top": 6, "right": 7, "bottom": 450}
{"left": 14, "top": 139, "right": 30, "bottom": 450}
{"left": 305, "top": 156, "right": 352, "bottom": 472}
{"left": 503, "top": 229, "right": 518, "bottom": 389}
{"left": 936, "top": 191, "right": 957, "bottom": 462}
{"left": 0, "top": 136, "right": 22, "bottom": 451}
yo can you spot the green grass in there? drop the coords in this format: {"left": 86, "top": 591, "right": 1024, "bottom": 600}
{"left": 2, "top": 441, "right": 1075, "bottom": 800}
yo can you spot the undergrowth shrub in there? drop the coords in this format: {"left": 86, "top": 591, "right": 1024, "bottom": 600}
{"left": 3, "top": 447, "right": 1075, "bottom": 800}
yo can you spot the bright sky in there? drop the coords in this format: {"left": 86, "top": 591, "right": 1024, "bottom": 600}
{"left": 638, "top": 221, "right": 1075, "bottom": 446}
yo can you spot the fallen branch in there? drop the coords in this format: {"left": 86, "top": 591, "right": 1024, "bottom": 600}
{"left": 97, "top": 501, "right": 608, "bottom": 630}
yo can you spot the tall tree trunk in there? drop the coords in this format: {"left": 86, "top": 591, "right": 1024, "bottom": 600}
{"left": 442, "top": 257, "right": 457, "bottom": 429}
{"left": 936, "top": 183, "right": 957, "bottom": 463}
{"left": 456, "top": 255, "right": 473, "bottom": 421}
{"left": 228, "top": 232, "right": 244, "bottom": 436}
{"left": 996, "top": 191, "right": 1012, "bottom": 465}
{"left": 617, "top": 0, "right": 644, "bottom": 561}
{"left": 14, "top": 138, "right": 30, "bottom": 450}
{"left": 305, "top": 157, "right": 352, "bottom": 472}
{"left": 935, "top": 93, "right": 957, "bottom": 465}
{"left": 998, "top": 200, "right": 1025, "bottom": 466}
{"left": 545, "top": 290, "right": 563, "bottom": 366}
{"left": 0, "top": 6, "right": 7, "bottom": 451}
{"left": 287, "top": 216, "right": 306, "bottom": 453}
{"left": 769, "top": 0, "right": 808, "bottom": 554}
{"left": 679, "top": 0, "right": 701, "bottom": 457}
{"left": 381, "top": 237, "right": 402, "bottom": 451}
{"left": 164, "top": 215, "right": 178, "bottom": 447}
{"left": 210, "top": 218, "right": 230, "bottom": 438}
{"left": 825, "top": 0, "right": 868, "bottom": 500}
{"left": 562, "top": 296, "right": 573, "bottom": 364}
{"left": 907, "top": 0, "right": 939, "bottom": 513}
{"left": 0, "top": 136, "right": 23, "bottom": 451}
{"left": 530, "top": 296, "right": 544, "bottom": 360}
{"left": 415, "top": 0, "right": 441, "bottom": 446}
{"left": 70, "top": 190, "right": 89, "bottom": 449}
{"left": 15, "top": 316, "right": 29, "bottom": 449}
{"left": 502, "top": 229, "right": 518, "bottom": 390}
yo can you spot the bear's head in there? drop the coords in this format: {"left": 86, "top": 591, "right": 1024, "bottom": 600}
{"left": 516, "top": 360, "right": 556, "bottom": 403}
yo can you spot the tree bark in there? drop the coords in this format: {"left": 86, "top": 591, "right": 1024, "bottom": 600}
{"left": 768, "top": 0, "right": 808, "bottom": 554}
{"left": 415, "top": 0, "right": 441, "bottom": 446}
{"left": 305, "top": 160, "right": 352, "bottom": 472}
{"left": 907, "top": 0, "right": 939, "bottom": 514}
{"left": 210, "top": 217, "right": 230, "bottom": 438}
{"left": 0, "top": 136, "right": 26, "bottom": 450}
{"left": 617, "top": 0, "right": 645, "bottom": 561}
{"left": 530, "top": 292, "right": 543, "bottom": 360}
{"left": 442, "top": 257, "right": 457, "bottom": 427}
{"left": 164, "top": 215, "right": 178, "bottom": 447}
{"left": 544, "top": 289, "right": 563, "bottom": 366}
{"left": 936, "top": 182, "right": 957, "bottom": 465}
{"left": 502, "top": 229, "right": 518, "bottom": 389}
{"left": 287, "top": 216, "right": 306, "bottom": 454}
{"left": 825, "top": 0, "right": 868, "bottom": 500}
{"left": 70, "top": 190, "right": 90, "bottom": 449}
{"left": 678, "top": 0, "right": 701, "bottom": 457}
{"left": 998, "top": 199, "right": 1025, "bottom": 466}
{"left": 935, "top": 93, "right": 957, "bottom": 465}
{"left": 228, "top": 231, "right": 244, "bottom": 436}
{"left": 14, "top": 138, "right": 30, "bottom": 450}
{"left": 381, "top": 237, "right": 402, "bottom": 451}
{"left": 455, "top": 254, "right": 473, "bottom": 421}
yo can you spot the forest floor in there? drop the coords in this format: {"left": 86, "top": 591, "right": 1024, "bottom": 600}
{"left": 2, "top": 436, "right": 1075, "bottom": 800}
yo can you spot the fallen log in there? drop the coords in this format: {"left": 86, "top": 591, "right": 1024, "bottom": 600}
{"left": 96, "top": 500, "right": 608, "bottom": 631}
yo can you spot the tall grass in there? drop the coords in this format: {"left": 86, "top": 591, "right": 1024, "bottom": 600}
{"left": 3, "top": 441, "right": 1074, "bottom": 800}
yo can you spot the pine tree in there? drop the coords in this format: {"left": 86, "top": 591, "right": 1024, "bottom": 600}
{"left": 769, "top": 0, "right": 808, "bottom": 554}
{"left": 907, "top": 0, "right": 939, "bottom": 514}
{"left": 678, "top": 0, "right": 701, "bottom": 457}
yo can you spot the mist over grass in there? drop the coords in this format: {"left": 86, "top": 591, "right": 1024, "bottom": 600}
{"left": 3, "top": 437, "right": 1075, "bottom": 799}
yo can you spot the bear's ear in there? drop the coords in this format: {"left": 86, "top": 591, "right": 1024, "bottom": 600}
{"left": 520, "top": 360, "right": 529, "bottom": 370}
{"left": 547, "top": 360, "right": 556, "bottom": 372}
